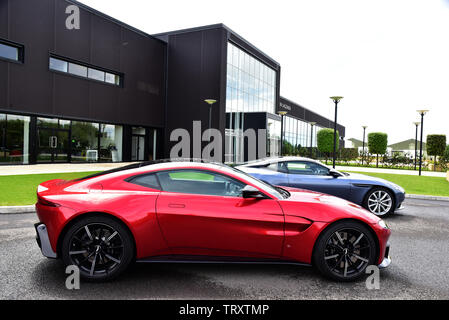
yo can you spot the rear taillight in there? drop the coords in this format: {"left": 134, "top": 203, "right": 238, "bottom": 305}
{"left": 37, "top": 195, "right": 60, "bottom": 207}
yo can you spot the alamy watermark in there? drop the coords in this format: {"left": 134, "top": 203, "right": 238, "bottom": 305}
{"left": 65, "top": 5, "right": 80, "bottom": 30}
{"left": 65, "top": 265, "right": 80, "bottom": 290}
{"left": 365, "top": 265, "right": 380, "bottom": 290}
{"left": 170, "top": 121, "right": 267, "bottom": 163}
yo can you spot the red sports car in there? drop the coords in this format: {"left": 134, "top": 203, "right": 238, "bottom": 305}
{"left": 35, "top": 161, "right": 391, "bottom": 282}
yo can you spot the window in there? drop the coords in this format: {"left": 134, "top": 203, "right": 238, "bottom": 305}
{"left": 128, "top": 174, "right": 160, "bottom": 190}
{"left": 49, "top": 57, "right": 68, "bottom": 72}
{"left": 49, "top": 56, "right": 122, "bottom": 86}
{"left": 68, "top": 63, "right": 88, "bottom": 77}
{"left": 156, "top": 170, "right": 246, "bottom": 197}
{"left": 99, "top": 124, "right": 123, "bottom": 162}
{"left": 71, "top": 121, "right": 99, "bottom": 162}
{"left": 88, "top": 68, "right": 105, "bottom": 81}
{"left": 285, "top": 161, "right": 329, "bottom": 176}
{"left": 105, "top": 73, "right": 120, "bottom": 86}
{"left": 0, "top": 113, "right": 30, "bottom": 164}
{"left": 0, "top": 40, "right": 23, "bottom": 62}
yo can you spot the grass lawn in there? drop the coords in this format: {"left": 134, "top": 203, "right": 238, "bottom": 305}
{"left": 0, "top": 171, "right": 99, "bottom": 206}
{"left": 1, "top": 169, "right": 448, "bottom": 206}
{"left": 346, "top": 171, "right": 449, "bottom": 197}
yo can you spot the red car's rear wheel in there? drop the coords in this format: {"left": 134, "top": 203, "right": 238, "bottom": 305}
{"left": 313, "top": 221, "right": 377, "bottom": 281}
{"left": 61, "top": 215, "right": 134, "bottom": 281}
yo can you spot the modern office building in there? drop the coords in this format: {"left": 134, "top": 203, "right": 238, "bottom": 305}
{"left": 0, "top": 0, "right": 344, "bottom": 165}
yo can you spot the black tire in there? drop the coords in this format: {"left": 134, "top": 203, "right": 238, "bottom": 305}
{"left": 313, "top": 220, "right": 377, "bottom": 282}
{"left": 363, "top": 187, "right": 395, "bottom": 216}
{"left": 61, "top": 215, "right": 134, "bottom": 282}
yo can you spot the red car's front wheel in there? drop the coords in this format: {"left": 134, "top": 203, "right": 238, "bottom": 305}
{"left": 61, "top": 215, "right": 134, "bottom": 281}
{"left": 313, "top": 221, "right": 377, "bottom": 281}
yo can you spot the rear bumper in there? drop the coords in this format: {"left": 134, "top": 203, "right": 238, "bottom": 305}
{"left": 34, "top": 223, "right": 57, "bottom": 259}
{"left": 378, "top": 242, "right": 391, "bottom": 269}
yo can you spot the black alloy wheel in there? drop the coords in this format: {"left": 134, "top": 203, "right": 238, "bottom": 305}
{"left": 313, "top": 221, "right": 377, "bottom": 281}
{"left": 61, "top": 215, "right": 134, "bottom": 281}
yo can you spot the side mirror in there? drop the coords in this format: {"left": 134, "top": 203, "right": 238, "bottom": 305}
{"left": 241, "top": 185, "right": 268, "bottom": 199}
{"left": 329, "top": 169, "right": 342, "bottom": 178}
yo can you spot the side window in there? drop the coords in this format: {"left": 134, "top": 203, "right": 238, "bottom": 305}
{"left": 286, "top": 161, "right": 329, "bottom": 176}
{"left": 156, "top": 170, "right": 246, "bottom": 197}
{"left": 266, "top": 163, "right": 278, "bottom": 171}
{"left": 128, "top": 173, "right": 161, "bottom": 190}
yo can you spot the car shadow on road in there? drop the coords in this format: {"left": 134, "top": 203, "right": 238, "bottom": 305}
{"left": 30, "top": 259, "right": 248, "bottom": 299}
{"left": 30, "top": 259, "right": 323, "bottom": 299}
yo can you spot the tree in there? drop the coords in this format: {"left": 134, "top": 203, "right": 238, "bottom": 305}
{"left": 317, "top": 128, "right": 339, "bottom": 164}
{"left": 368, "top": 132, "right": 388, "bottom": 167}
{"left": 426, "top": 134, "right": 446, "bottom": 171}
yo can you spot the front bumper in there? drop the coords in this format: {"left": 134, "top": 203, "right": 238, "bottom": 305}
{"left": 378, "top": 242, "right": 391, "bottom": 269}
{"left": 34, "top": 223, "right": 57, "bottom": 259}
{"left": 395, "top": 191, "right": 406, "bottom": 210}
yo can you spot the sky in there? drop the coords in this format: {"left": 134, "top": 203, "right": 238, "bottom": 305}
{"left": 79, "top": 0, "right": 449, "bottom": 145}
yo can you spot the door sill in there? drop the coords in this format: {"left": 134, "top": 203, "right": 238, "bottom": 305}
{"left": 136, "top": 255, "right": 311, "bottom": 267}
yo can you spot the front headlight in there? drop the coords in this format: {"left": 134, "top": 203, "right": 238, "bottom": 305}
{"left": 378, "top": 219, "right": 389, "bottom": 229}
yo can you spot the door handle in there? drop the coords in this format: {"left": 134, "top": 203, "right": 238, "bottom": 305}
{"left": 168, "top": 203, "right": 185, "bottom": 208}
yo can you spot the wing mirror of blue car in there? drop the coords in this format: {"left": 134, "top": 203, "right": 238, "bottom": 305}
{"left": 241, "top": 185, "right": 268, "bottom": 199}
{"left": 329, "top": 169, "right": 342, "bottom": 178}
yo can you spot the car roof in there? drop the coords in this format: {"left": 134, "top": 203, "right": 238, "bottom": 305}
{"left": 238, "top": 156, "right": 326, "bottom": 167}
{"left": 76, "top": 159, "right": 235, "bottom": 181}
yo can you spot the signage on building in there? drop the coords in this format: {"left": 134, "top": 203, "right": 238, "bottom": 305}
{"left": 279, "top": 102, "right": 291, "bottom": 111}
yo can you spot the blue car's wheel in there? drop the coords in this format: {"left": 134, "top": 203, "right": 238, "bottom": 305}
{"left": 363, "top": 188, "right": 395, "bottom": 216}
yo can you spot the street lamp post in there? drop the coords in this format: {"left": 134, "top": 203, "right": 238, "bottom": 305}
{"left": 361, "top": 126, "right": 367, "bottom": 166}
{"left": 330, "top": 96, "right": 343, "bottom": 169}
{"left": 309, "top": 122, "right": 316, "bottom": 158}
{"left": 417, "top": 109, "right": 429, "bottom": 176}
{"left": 204, "top": 99, "right": 217, "bottom": 139}
{"left": 278, "top": 111, "right": 288, "bottom": 156}
{"left": 413, "top": 121, "right": 420, "bottom": 170}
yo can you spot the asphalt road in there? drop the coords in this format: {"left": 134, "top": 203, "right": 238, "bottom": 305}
{"left": 0, "top": 198, "right": 448, "bottom": 300}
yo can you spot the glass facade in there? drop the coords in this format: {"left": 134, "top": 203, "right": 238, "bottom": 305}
{"left": 99, "top": 124, "right": 123, "bottom": 162}
{"left": 226, "top": 43, "right": 276, "bottom": 114}
{"left": 225, "top": 42, "right": 277, "bottom": 163}
{"left": 267, "top": 118, "right": 281, "bottom": 157}
{"left": 282, "top": 116, "right": 321, "bottom": 154}
{"left": 1, "top": 114, "right": 128, "bottom": 164}
{"left": 0, "top": 114, "right": 30, "bottom": 164}
{"left": 71, "top": 121, "right": 100, "bottom": 162}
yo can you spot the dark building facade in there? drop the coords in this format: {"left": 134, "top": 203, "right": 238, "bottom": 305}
{"left": 0, "top": 0, "right": 344, "bottom": 165}
{"left": 154, "top": 25, "right": 281, "bottom": 163}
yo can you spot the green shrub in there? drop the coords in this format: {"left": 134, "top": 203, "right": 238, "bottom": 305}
{"left": 368, "top": 132, "right": 388, "bottom": 167}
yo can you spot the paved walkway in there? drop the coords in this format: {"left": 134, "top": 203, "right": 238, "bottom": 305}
{"left": 336, "top": 165, "right": 447, "bottom": 177}
{"left": 0, "top": 162, "right": 137, "bottom": 176}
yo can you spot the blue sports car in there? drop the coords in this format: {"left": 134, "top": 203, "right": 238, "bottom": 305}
{"left": 236, "top": 157, "right": 405, "bottom": 216}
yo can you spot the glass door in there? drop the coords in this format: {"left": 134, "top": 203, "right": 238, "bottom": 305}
{"left": 37, "top": 128, "right": 70, "bottom": 163}
{"left": 131, "top": 135, "right": 145, "bottom": 161}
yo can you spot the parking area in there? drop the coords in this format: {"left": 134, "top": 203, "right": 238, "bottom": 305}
{"left": 0, "top": 198, "right": 448, "bottom": 300}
